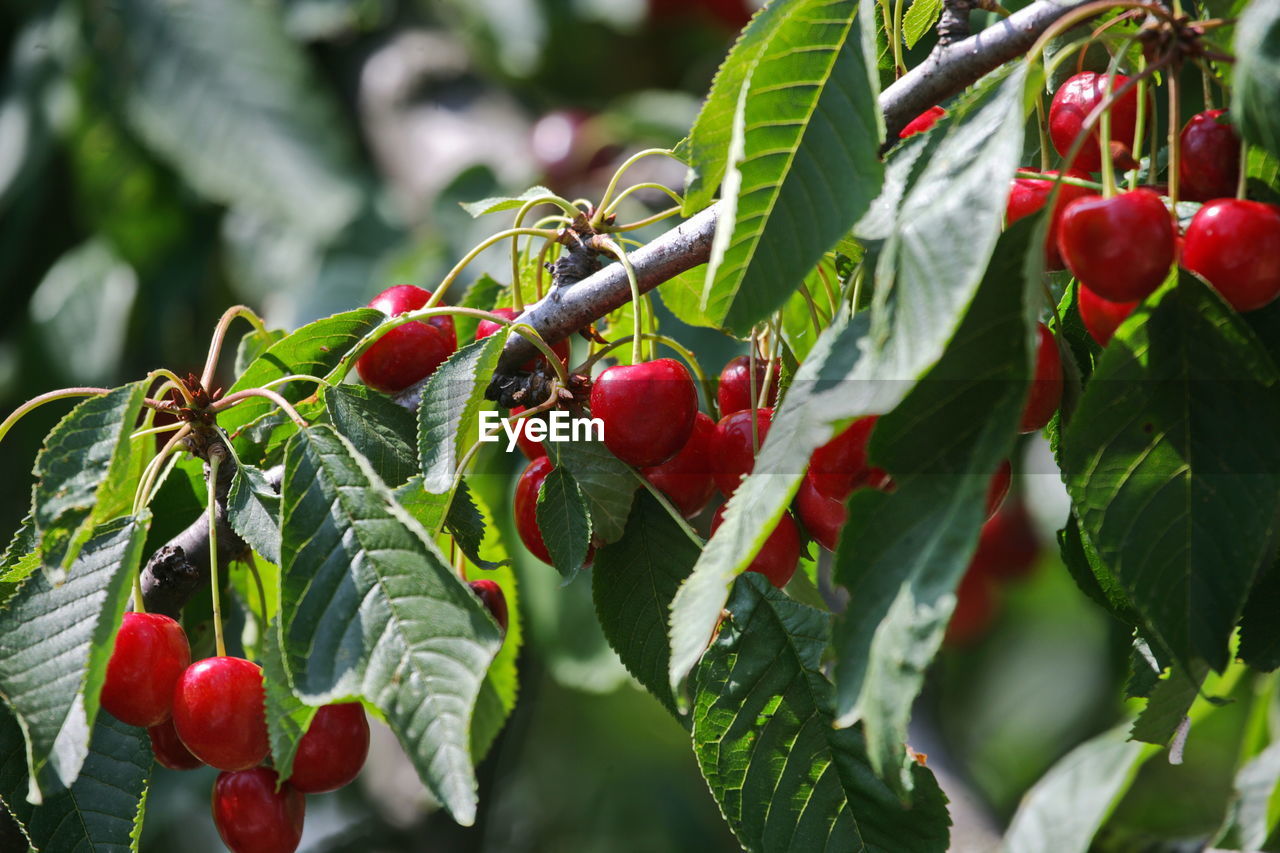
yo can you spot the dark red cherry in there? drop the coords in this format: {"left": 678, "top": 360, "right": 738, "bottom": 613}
{"left": 809, "top": 416, "right": 887, "bottom": 498}
{"left": 171, "top": 657, "right": 268, "bottom": 772}
{"left": 356, "top": 284, "right": 457, "bottom": 393}
{"left": 515, "top": 456, "right": 555, "bottom": 565}
{"left": 944, "top": 569, "right": 997, "bottom": 647}
{"left": 1019, "top": 324, "right": 1064, "bottom": 433}
{"left": 1049, "top": 72, "right": 1142, "bottom": 172}
{"left": 290, "top": 703, "right": 370, "bottom": 794}
{"left": 468, "top": 579, "right": 510, "bottom": 634}
{"left": 101, "top": 612, "right": 191, "bottom": 727}
{"left": 1077, "top": 284, "right": 1138, "bottom": 346}
{"left": 969, "top": 499, "right": 1041, "bottom": 582}
{"left": 717, "top": 356, "right": 779, "bottom": 416}
{"left": 711, "top": 407, "right": 772, "bottom": 497}
{"left": 1179, "top": 109, "right": 1241, "bottom": 203}
{"left": 795, "top": 471, "right": 847, "bottom": 552}
{"left": 1006, "top": 171, "right": 1096, "bottom": 270}
{"left": 711, "top": 507, "right": 800, "bottom": 589}
{"left": 985, "top": 460, "right": 1012, "bottom": 521}
{"left": 1181, "top": 199, "right": 1280, "bottom": 312}
{"left": 148, "top": 718, "right": 203, "bottom": 770}
{"left": 508, "top": 406, "right": 547, "bottom": 459}
{"left": 476, "top": 307, "right": 570, "bottom": 371}
{"left": 642, "top": 412, "right": 717, "bottom": 518}
{"left": 590, "top": 358, "right": 698, "bottom": 467}
{"left": 900, "top": 106, "right": 946, "bottom": 139}
{"left": 212, "top": 767, "right": 305, "bottom": 853}
{"left": 1057, "top": 189, "right": 1175, "bottom": 302}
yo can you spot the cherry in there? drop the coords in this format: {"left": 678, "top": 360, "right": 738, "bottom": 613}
{"left": 356, "top": 284, "right": 458, "bottom": 393}
{"left": 1077, "top": 284, "right": 1137, "bottom": 346}
{"left": 944, "top": 569, "right": 997, "bottom": 647}
{"left": 476, "top": 307, "right": 570, "bottom": 371}
{"left": 716, "top": 356, "right": 779, "bottom": 416}
{"left": 590, "top": 358, "right": 698, "bottom": 468}
{"left": 1005, "top": 171, "right": 1096, "bottom": 270}
{"left": 508, "top": 406, "right": 547, "bottom": 460}
{"left": 148, "top": 718, "right": 203, "bottom": 770}
{"left": 985, "top": 460, "right": 1012, "bottom": 521}
{"left": 1049, "top": 72, "right": 1142, "bottom": 172}
{"left": 899, "top": 106, "right": 946, "bottom": 139}
{"left": 1179, "top": 109, "right": 1241, "bottom": 203}
{"left": 809, "top": 416, "right": 887, "bottom": 498}
{"left": 1019, "top": 323, "right": 1063, "bottom": 433}
{"left": 969, "top": 499, "right": 1040, "bottom": 582}
{"left": 290, "top": 703, "right": 370, "bottom": 794}
{"left": 795, "top": 471, "right": 847, "bottom": 552}
{"left": 468, "top": 579, "right": 509, "bottom": 634}
{"left": 171, "top": 657, "right": 269, "bottom": 772}
{"left": 1057, "top": 189, "right": 1175, "bottom": 302}
{"left": 711, "top": 507, "right": 800, "bottom": 589}
{"left": 212, "top": 767, "right": 305, "bottom": 853}
{"left": 642, "top": 412, "right": 717, "bottom": 518}
{"left": 1181, "top": 200, "right": 1280, "bottom": 312}
{"left": 711, "top": 407, "right": 772, "bottom": 497}
{"left": 514, "top": 456, "right": 556, "bottom": 565}
{"left": 101, "top": 612, "right": 191, "bottom": 727}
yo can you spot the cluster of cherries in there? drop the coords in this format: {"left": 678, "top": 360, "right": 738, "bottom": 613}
{"left": 100, "top": 613, "right": 372, "bottom": 853}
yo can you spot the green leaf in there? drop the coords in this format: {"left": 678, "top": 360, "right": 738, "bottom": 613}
{"left": 1246, "top": 146, "right": 1280, "bottom": 204}
{"left": 701, "top": 0, "right": 883, "bottom": 335}
{"left": 1002, "top": 725, "right": 1154, "bottom": 853}
{"left": 1240, "top": 556, "right": 1280, "bottom": 672}
{"left": 455, "top": 274, "right": 506, "bottom": 344}
{"left": 226, "top": 463, "right": 281, "bottom": 565}
{"left": 1130, "top": 660, "right": 1207, "bottom": 745}
{"left": 279, "top": 426, "right": 501, "bottom": 825}
{"left": 0, "top": 514, "right": 150, "bottom": 800}
{"left": 692, "top": 575, "right": 951, "bottom": 852}
{"left": 32, "top": 382, "right": 146, "bottom": 579}
{"left": 418, "top": 334, "right": 509, "bottom": 494}
{"left": 535, "top": 467, "right": 591, "bottom": 580}
{"left": 460, "top": 186, "right": 555, "bottom": 217}
{"left": 234, "top": 327, "right": 287, "bottom": 378}
{"left": 0, "top": 519, "right": 40, "bottom": 604}
{"left": 1056, "top": 512, "right": 1143, "bottom": 630}
{"left": 1233, "top": 0, "right": 1280, "bottom": 160}
{"left": 445, "top": 481, "right": 504, "bottom": 570}
{"left": 325, "top": 384, "right": 418, "bottom": 487}
{"left": 392, "top": 476, "right": 452, "bottom": 534}
{"left": 902, "top": 0, "right": 943, "bottom": 48}
{"left": 654, "top": 264, "right": 718, "bottom": 330}
{"left": 543, "top": 437, "right": 638, "bottom": 545}
{"left": 592, "top": 493, "right": 698, "bottom": 715}
{"left": 0, "top": 706, "right": 151, "bottom": 852}
{"left": 261, "top": 617, "right": 317, "bottom": 786}
{"left": 1060, "top": 273, "right": 1280, "bottom": 673}
{"left": 1216, "top": 739, "right": 1280, "bottom": 852}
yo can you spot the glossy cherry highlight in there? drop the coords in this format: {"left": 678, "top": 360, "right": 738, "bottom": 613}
{"left": 716, "top": 355, "right": 779, "bottom": 416}
{"left": 1181, "top": 200, "right": 1280, "bottom": 312}
{"left": 1179, "top": 109, "right": 1241, "bottom": 203}
{"left": 290, "top": 703, "right": 371, "bottom": 794}
{"left": 1057, "top": 189, "right": 1174, "bottom": 302}
{"left": 212, "top": 767, "right": 305, "bottom": 853}
{"left": 469, "top": 579, "right": 510, "bottom": 634}
{"left": 356, "top": 284, "right": 457, "bottom": 393}
{"left": 590, "top": 358, "right": 698, "bottom": 467}
{"left": 642, "top": 411, "right": 717, "bottom": 518}
{"left": 900, "top": 106, "right": 946, "bottom": 139}
{"left": 101, "top": 612, "right": 191, "bottom": 727}
{"left": 171, "top": 656, "right": 269, "bottom": 772}
{"left": 1049, "top": 72, "right": 1142, "bottom": 172}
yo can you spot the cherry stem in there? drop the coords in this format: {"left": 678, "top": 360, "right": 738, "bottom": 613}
{"left": 577, "top": 332, "right": 714, "bottom": 408}
{"left": 132, "top": 423, "right": 192, "bottom": 517}
{"left": 604, "top": 205, "right": 683, "bottom": 234}
{"left": 510, "top": 196, "right": 580, "bottom": 309}
{"left": 1015, "top": 170, "right": 1105, "bottom": 190}
{"left": 1167, "top": 69, "right": 1180, "bottom": 208}
{"left": 758, "top": 321, "right": 781, "bottom": 411}
{"left": 816, "top": 262, "right": 838, "bottom": 311}
{"left": 596, "top": 237, "right": 644, "bottom": 364}
{"left": 1130, "top": 60, "right": 1149, "bottom": 192}
{"left": 1097, "top": 50, "right": 1125, "bottom": 199}
{"left": 256, "top": 374, "right": 332, "bottom": 393}
{"left": 892, "top": 0, "right": 907, "bottom": 78}
{"left": 201, "top": 306, "right": 268, "bottom": 393}
{"left": 207, "top": 447, "right": 227, "bottom": 658}
{"left": 1035, "top": 94, "right": 1051, "bottom": 173}
{"left": 632, "top": 471, "right": 704, "bottom": 547}
{"left": 795, "top": 280, "right": 827, "bottom": 339}
{"left": 242, "top": 552, "right": 269, "bottom": 634}
{"left": 1027, "top": 1, "right": 1171, "bottom": 65}
{"left": 748, "top": 331, "right": 761, "bottom": 457}
{"left": 422, "top": 227, "right": 558, "bottom": 312}
{"left": 602, "top": 181, "right": 683, "bottom": 217}
{"left": 533, "top": 238, "right": 554, "bottom": 301}
{"left": 211, "top": 388, "right": 309, "bottom": 428}
{"left": 0, "top": 387, "right": 111, "bottom": 447}
{"left": 129, "top": 422, "right": 184, "bottom": 441}
{"left": 593, "top": 148, "right": 684, "bottom": 228}
{"left": 148, "top": 369, "right": 198, "bottom": 405}
{"left": 1237, "top": 136, "right": 1248, "bottom": 200}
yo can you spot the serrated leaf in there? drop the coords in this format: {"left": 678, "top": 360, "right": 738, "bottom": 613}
{"left": 543, "top": 437, "right": 638, "bottom": 545}
{"left": 535, "top": 467, "right": 591, "bottom": 580}
{"left": 32, "top": 382, "right": 146, "bottom": 579}
{"left": 455, "top": 274, "right": 506, "bottom": 344}
{"left": 1, "top": 518, "right": 39, "bottom": 596}
{"left": 392, "top": 476, "right": 452, "bottom": 533}
{"left": 261, "top": 616, "right": 316, "bottom": 786}
{"left": 234, "top": 327, "right": 287, "bottom": 378}
{"left": 0, "top": 514, "right": 150, "bottom": 801}
{"left": 693, "top": 574, "right": 951, "bottom": 852}
{"left": 444, "top": 482, "right": 503, "bottom": 570}
{"left": 325, "top": 384, "right": 417, "bottom": 487}
{"left": 279, "top": 426, "right": 501, "bottom": 825}
{"left": 227, "top": 463, "right": 281, "bottom": 565}
{"left": 1060, "top": 273, "right": 1280, "bottom": 673}
{"left": 902, "top": 0, "right": 943, "bottom": 48}
{"left": 0, "top": 705, "right": 151, "bottom": 853}
{"left": 702, "top": 0, "right": 883, "bottom": 335}
{"left": 592, "top": 492, "right": 698, "bottom": 716}
{"left": 1233, "top": 0, "right": 1280, "bottom": 160}
{"left": 418, "top": 334, "right": 508, "bottom": 494}
{"left": 1056, "top": 512, "right": 1143, "bottom": 629}
{"left": 654, "top": 264, "right": 719, "bottom": 330}
{"left": 1130, "top": 660, "right": 1207, "bottom": 745}
{"left": 460, "top": 186, "right": 555, "bottom": 218}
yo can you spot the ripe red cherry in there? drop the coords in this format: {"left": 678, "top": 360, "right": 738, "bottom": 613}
{"left": 985, "top": 460, "right": 1012, "bottom": 521}
{"left": 1049, "top": 72, "right": 1142, "bottom": 172}
{"left": 468, "top": 579, "right": 509, "bottom": 633}
{"left": 508, "top": 406, "right": 547, "bottom": 459}
{"left": 476, "top": 307, "right": 570, "bottom": 371}
{"left": 711, "top": 407, "right": 771, "bottom": 497}
{"left": 515, "top": 456, "right": 555, "bottom": 565}
{"left": 101, "top": 612, "right": 191, "bottom": 727}
{"left": 1179, "top": 109, "right": 1240, "bottom": 203}
{"left": 171, "top": 657, "right": 269, "bottom": 772}
{"left": 711, "top": 507, "right": 800, "bottom": 589}
{"left": 716, "top": 356, "right": 779, "bottom": 416}
{"left": 1006, "top": 171, "right": 1096, "bottom": 270}
{"left": 1057, "top": 189, "right": 1174, "bottom": 302}
{"left": 1019, "top": 324, "right": 1063, "bottom": 433}
{"left": 795, "top": 471, "right": 847, "bottom": 552}
{"left": 1181, "top": 200, "right": 1280, "bottom": 312}
{"left": 356, "top": 284, "right": 457, "bottom": 393}
{"left": 590, "top": 358, "right": 698, "bottom": 467}
{"left": 148, "top": 718, "right": 203, "bottom": 770}
{"left": 290, "top": 703, "right": 370, "bottom": 794}
{"left": 642, "top": 412, "right": 717, "bottom": 518}
{"left": 969, "top": 499, "right": 1040, "bottom": 582}
{"left": 1077, "top": 284, "right": 1137, "bottom": 346}
{"left": 809, "top": 416, "right": 888, "bottom": 497}
{"left": 900, "top": 106, "right": 946, "bottom": 139}
{"left": 212, "top": 767, "right": 305, "bottom": 853}
{"left": 944, "top": 569, "right": 997, "bottom": 647}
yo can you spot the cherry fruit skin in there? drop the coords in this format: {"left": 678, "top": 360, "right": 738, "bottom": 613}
{"left": 717, "top": 356, "right": 779, "bottom": 416}
{"left": 1057, "top": 189, "right": 1174, "bottom": 302}
{"left": 711, "top": 507, "right": 800, "bottom": 589}
{"left": 1020, "top": 324, "right": 1064, "bottom": 433}
{"left": 1181, "top": 200, "right": 1280, "bottom": 312}
{"left": 795, "top": 472, "right": 847, "bottom": 552}
{"left": 290, "top": 703, "right": 370, "bottom": 794}
{"left": 212, "top": 767, "right": 305, "bottom": 853}
{"left": 970, "top": 499, "right": 1040, "bottom": 582}
{"left": 508, "top": 406, "right": 547, "bottom": 460}
{"left": 515, "top": 456, "right": 556, "bottom": 565}
{"left": 985, "top": 460, "right": 1012, "bottom": 521}
{"left": 1049, "top": 72, "right": 1141, "bottom": 172}
{"left": 476, "top": 307, "right": 570, "bottom": 370}
{"left": 171, "top": 657, "right": 269, "bottom": 772}
{"left": 101, "top": 612, "right": 191, "bottom": 727}
{"left": 944, "top": 570, "right": 997, "bottom": 647}
{"left": 711, "top": 407, "right": 772, "bottom": 497}
{"left": 468, "top": 579, "right": 510, "bottom": 634}
{"left": 1006, "top": 172, "right": 1096, "bottom": 270}
{"left": 900, "top": 106, "right": 946, "bottom": 139}
{"left": 642, "top": 412, "right": 717, "bottom": 518}
{"left": 356, "top": 285, "right": 457, "bottom": 393}
{"left": 1077, "top": 285, "right": 1137, "bottom": 346}
{"left": 148, "top": 718, "right": 203, "bottom": 770}
{"left": 1179, "top": 109, "right": 1240, "bottom": 203}
{"left": 590, "top": 358, "right": 698, "bottom": 468}
{"left": 809, "top": 416, "right": 887, "bottom": 497}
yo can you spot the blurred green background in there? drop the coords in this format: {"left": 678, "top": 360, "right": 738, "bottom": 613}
{"left": 0, "top": 0, "right": 1238, "bottom": 850}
